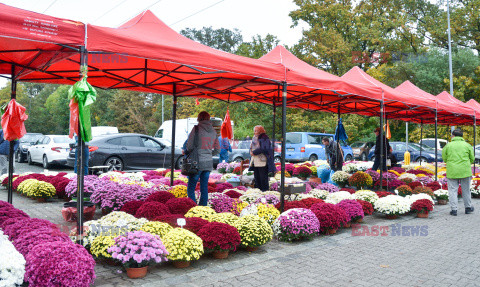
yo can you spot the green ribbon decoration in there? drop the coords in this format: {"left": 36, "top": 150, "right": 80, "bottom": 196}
{"left": 68, "top": 75, "right": 97, "bottom": 142}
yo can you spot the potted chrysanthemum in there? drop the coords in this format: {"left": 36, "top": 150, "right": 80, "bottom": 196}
{"left": 434, "top": 189, "right": 448, "bottom": 205}
{"left": 108, "top": 231, "right": 169, "bottom": 278}
{"left": 233, "top": 215, "right": 273, "bottom": 252}
{"left": 197, "top": 222, "right": 241, "bottom": 259}
{"left": 163, "top": 228, "right": 204, "bottom": 268}
{"left": 411, "top": 199, "right": 434, "bottom": 218}
{"left": 373, "top": 195, "right": 410, "bottom": 219}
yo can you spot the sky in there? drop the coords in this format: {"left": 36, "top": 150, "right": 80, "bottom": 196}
{"left": 0, "top": 0, "right": 308, "bottom": 88}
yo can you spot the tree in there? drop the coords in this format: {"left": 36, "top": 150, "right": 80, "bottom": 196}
{"left": 180, "top": 27, "right": 243, "bottom": 53}
{"left": 236, "top": 34, "right": 280, "bottom": 59}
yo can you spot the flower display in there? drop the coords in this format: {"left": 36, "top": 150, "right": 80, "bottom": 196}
{"left": 389, "top": 167, "right": 406, "bottom": 174}
{"left": 342, "top": 163, "right": 358, "bottom": 173}
{"left": 325, "top": 191, "right": 355, "bottom": 204}
{"left": 64, "top": 175, "right": 99, "bottom": 197}
{"left": 239, "top": 191, "right": 263, "bottom": 204}
{"left": 46, "top": 176, "right": 71, "bottom": 198}
{"left": 211, "top": 212, "right": 239, "bottom": 225}
{"left": 434, "top": 189, "right": 449, "bottom": 200}
{"left": 97, "top": 182, "right": 155, "bottom": 212}
{"left": 336, "top": 199, "right": 364, "bottom": 222}
{"left": 234, "top": 215, "right": 273, "bottom": 248}
{"left": 197, "top": 222, "right": 241, "bottom": 252}
{"left": 353, "top": 190, "right": 379, "bottom": 204}
{"left": 230, "top": 199, "right": 249, "bottom": 216}
{"left": 216, "top": 162, "right": 229, "bottom": 173}
{"left": 0, "top": 230, "right": 25, "bottom": 286}
{"left": 223, "top": 189, "right": 243, "bottom": 198}
{"left": 166, "top": 197, "right": 197, "bottom": 215}
{"left": 411, "top": 199, "right": 434, "bottom": 214}
{"left": 309, "top": 202, "right": 343, "bottom": 233}
{"left": 272, "top": 208, "right": 320, "bottom": 242}
{"left": 184, "top": 206, "right": 216, "bottom": 221}
{"left": 24, "top": 241, "right": 96, "bottom": 287}
{"left": 13, "top": 228, "right": 71, "bottom": 256}
{"left": 405, "top": 193, "right": 434, "bottom": 205}
{"left": 426, "top": 181, "right": 442, "bottom": 191}
{"left": 120, "top": 200, "right": 145, "bottom": 216}
{"left": 153, "top": 214, "right": 184, "bottom": 226}
{"left": 135, "top": 202, "right": 171, "bottom": 220}
{"left": 108, "top": 231, "right": 168, "bottom": 268}
{"left": 254, "top": 194, "right": 280, "bottom": 206}
{"left": 408, "top": 181, "right": 423, "bottom": 190}
{"left": 140, "top": 221, "right": 173, "bottom": 238}
{"left": 412, "top": 186, "right": 434, "bottom": 197}
{"left": 90, "top": 236, "right": 116, "bottom": 259}
{"left": 366, "top": 169, "right": 380, "bottom": 182}
{"left": 240, "top": 203, "right": 280, "bottom": 225}
{"left": 3, "top": 218, "right": 57, "bottom": 241}
{"left": 355, "top": 199, "right": 374, "bottom": 215}
{"left": 331, "top": 171, "right": 350, "bottom": 186}
{"left": 274, "top": 201, "right": 308, "bottom": 211}
{"left": 292, "top": 166, "right": 313, "bottom": 178}
{"left": 163, "top": 228, "right": 204, "bottom": 261}
{"left": 397, "top": 184, "right": 413, "bottom": 197}
{"left": 316, "top": 183, "right": 339, "bottom": 193}
{"left": 0, "top": 208, "right": 29, "bottom": 226}
{"left": 398, "top": 173, "right": 417, "bottom": 184}
{"left": 170, "top": 185, "right": 188, "bottom": 198}
{"left": 376, "top": 191, "right": 393, "bottom": 198}
{"left": 340, "top": 188, "right": 356, "bottom": 194}
{"left": 145, "top": 191, "right": 176, "bottom": 203}
{"left": 209, "top": 193, "right": 236, "bottom": 213}
{"left": 216, "top": 182, "right": 234, "bottom": 193}
{"left": 309, "top": 189, "right": 330, "bottom": 199}
{"left": 374, "top": 195, "right": 411, "bottom": 216}
{"left": 299, "top": 197, "right": 324, "bottom": 208}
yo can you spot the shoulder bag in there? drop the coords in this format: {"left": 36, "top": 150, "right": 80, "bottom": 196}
{"left": 181, "top": 126, "right": 199, "bottom": 176}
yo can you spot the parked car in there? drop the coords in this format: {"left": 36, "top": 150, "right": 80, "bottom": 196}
{"left": 419, "top": 138, "right": 448, "bottom": 150}
{"left": 27, "top": 135, "right": 75, "bottom": 168}
{"left": 368, "top": 142, "right": 443, "bottom": 163}
{"left": 15, "top": 132, "right": 43, "bottom": 163}
{"left": 66, "top": 133, "right": 183, "bottom": 171}
{"left": 284, "top": 132, "right": 354, "bottom": 162}
{"left": 225, "top": 140, "right": 281, "bottom": 163}
{"left": 473, "top": 145, "right": 480, "bottom": 164}
{"left": 351, "top": 141, "right": 375, "bottom": 161}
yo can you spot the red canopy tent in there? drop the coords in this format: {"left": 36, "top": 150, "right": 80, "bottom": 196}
{"left": 437, "top": 91, "right": 475, "bottom": 118}
{"left": 467, "top": 99, "right": 480, "bottom": 117}
{"left": 395, "top": 81, "right": 474, "bottom": 125}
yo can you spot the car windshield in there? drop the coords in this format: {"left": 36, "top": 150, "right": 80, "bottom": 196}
{"left": 350, "top": 142, "right": 364, "bottom": 148}
{"left": 410, "top": 143, "right": 434, "bottom": 151}
{"left": 53, "top": 137, "right": 75, "bottom": 144}
{"left": 286, "top": 133, "right": 302, "bottom": 144}
{"left": 21, "top": 134, "right": 42, "bottom": 143}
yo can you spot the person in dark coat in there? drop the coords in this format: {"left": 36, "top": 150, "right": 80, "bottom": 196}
{"left": 322, "top": 137, "right": 344, "bottom": 171}
{"left": 250, "top": 125, "right": 274, "bottom": 191}
{"left": 0, "top": 130, "right": 19, "bottom": 175}
{"left": 372, "top": 127, "right": 391, "bottom": 171}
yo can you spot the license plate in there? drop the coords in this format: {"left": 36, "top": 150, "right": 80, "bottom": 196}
{"left": 287, "top": 148, "right": 295, "bottom": 152}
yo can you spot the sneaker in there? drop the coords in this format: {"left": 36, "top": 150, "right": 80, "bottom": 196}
{"left": 466, "top": 207, "right": 475, "bottom": 214}
{"left": 450, "top": 210, "right": 457, "bottom": 216}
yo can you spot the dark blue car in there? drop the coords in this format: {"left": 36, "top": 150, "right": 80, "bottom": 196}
{"left": 285, "top": 132, "right": 354, "bottom": 162}
{"left": 368, "top": 141, "right": 443, "bottom": 163}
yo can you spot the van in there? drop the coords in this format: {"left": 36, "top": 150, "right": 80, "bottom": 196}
{"left": 285, "top": 132, "right": 354, "bottom": 162}
{"left": 91, "top": 126, "right": 119, "bottom": 138}
{"left": 419, "top": 138, "right": 447, "bottom": 150}
{"left": 154, "top": 118, "right": 229, "bottom": 148}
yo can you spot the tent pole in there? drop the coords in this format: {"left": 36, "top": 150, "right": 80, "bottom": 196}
{"left": 76, "top": 45, "right": 87, "bottom": 245}
{"left": 474, "top": 115, "right": 477, "bottom": 175}
{"left": 7, "top": 65, "right": 16, "bottom": 204}
{"left": 379, "top": 100, "right": 384, "bottom": 190}
{"left": 420, "top": 120, "right": 423, "bottom": 161}
{"left": 170, "top": 84, "right": 177, "bottom": 186}
{"left": 435, "top": 110, "right": 438, "bottom": 181}
{"left": 272, "top": 99, "right": 276, "bottom": 149}
{"left": 337, "top": 106, "right": 340, "bottom": 168}
{"left": 406, "top": 122, "right": 409, "bottom": 149}
{"left": 280, "top": 82, "right": 287, "bottom": 213}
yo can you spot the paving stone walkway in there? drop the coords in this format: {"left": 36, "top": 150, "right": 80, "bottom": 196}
{"left": 2, "top": 189, "right": 479, "bottom": 287}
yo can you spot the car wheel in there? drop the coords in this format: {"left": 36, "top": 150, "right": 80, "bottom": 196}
{"left": 233, "top": 157, "right": 244, "bottom": 163}
{"left": 361, "top": 153, "right": 367, "bottom": 161}
{"left": 308, "top": 154, "right": 318, "bottom": 162}
{"left": 27, "top": 153, "right": 33, "bottom": 165}
{"left": 42, "top": 155, "right": 50, "bottom": 169}
{"left": 345, "top": 155, "right": 353, "bottom": 162}
{"left": 175, "top": 156, "right": 184, "bottom": 170}
{"left": 274, "top": 156, "right": 281, "bottom": 164}
{"left": 417, "top": 157, "right": 427, "bottom": 165}
{"left": 105, "top": 156, "right": 124, "bottom": 171}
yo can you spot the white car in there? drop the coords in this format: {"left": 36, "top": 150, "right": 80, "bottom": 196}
{"left": 419, "top": 138, "right": 448, "bottom": 150}
{"left": 27, "top": 135, "right": 75, "bottom": 168}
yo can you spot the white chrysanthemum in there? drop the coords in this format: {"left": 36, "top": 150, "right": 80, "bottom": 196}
{"left": 325, "top": 191, "right": 354, "bottom": 204}
{"left": 470, "top": 183, "right": 480, "bottom": 195}
{"left": 342, "top": 163, "right": 358, "bottom": 173}
{"left": 308, "top": 189, "right": 330, "bottom": 200}
{"left": 292, "top": 193, "right": 314, "bottom": 200}
{"left": 374, "top": 195, "right": 411, "bottom": 215}
{"left": 354, "top": 190, "right": 379, "bottom": 204}
{"left": 239, "top": 190, "right": 263, "bottom": 204}
{"left": 398, "top": 173, "right": 417, "bottom": 181}
{"left": 434, "top": 189, "right": 449, "bottom": 198}
{"left": 0, "top": 230, "right": 26, "bottom": 286}
{"left": 356, "top": 162, "right": 373, "bottom": 171}
{"left": 405, "top": 193, "right": 434, "bottom": 206}
{"left": 331, "top": 171, "right": 351, "bottom": 184}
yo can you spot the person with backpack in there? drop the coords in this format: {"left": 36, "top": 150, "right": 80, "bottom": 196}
{"left": 0, "top": 130, "right": 19, "bottom": 175}
{"left": 322, "top": 137, "right": 344, "bottom": 171}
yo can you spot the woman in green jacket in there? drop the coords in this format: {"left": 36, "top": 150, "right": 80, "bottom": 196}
{"left": 442, "top": 129, "right": 475, "bottom": 216}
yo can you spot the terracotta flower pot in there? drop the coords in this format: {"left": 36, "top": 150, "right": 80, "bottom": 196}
{"left": 212, "top": 250, "right": 229, "bottom": 259}
{"left": 385, "top": 214, "right": 398, "bottom": 220}
{"left": 37, "top": 197, "right": 46, "bottom": 203}
{"left": 327, "top": 228, "right": 337, "bottom": 235}
{"left": 437, "top": 199, "right": 448, "bottom": 205}
{"left": 417, "top": 212, "right": 429, "bottom": 218}
{"left": 343, "top": 222, "right": 352, "bottom": 228}
{"left": 126, "top": 266, "right": 148, "bottom": 279}
{"left": 309, "top": 177, "right": 322, "bottom": 184}
{"left": 356, "top": 218, "right": 363, "bottom": 223}
{"left": 173, "top": 261, "right": 191, "bottom": 268}
{"left": 245, "top": 246, "right": 258, "bottom": 252}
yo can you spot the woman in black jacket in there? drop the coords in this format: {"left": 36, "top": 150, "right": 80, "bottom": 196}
{"left": 249, "top": 125, "right": 275, "bottom": 191}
